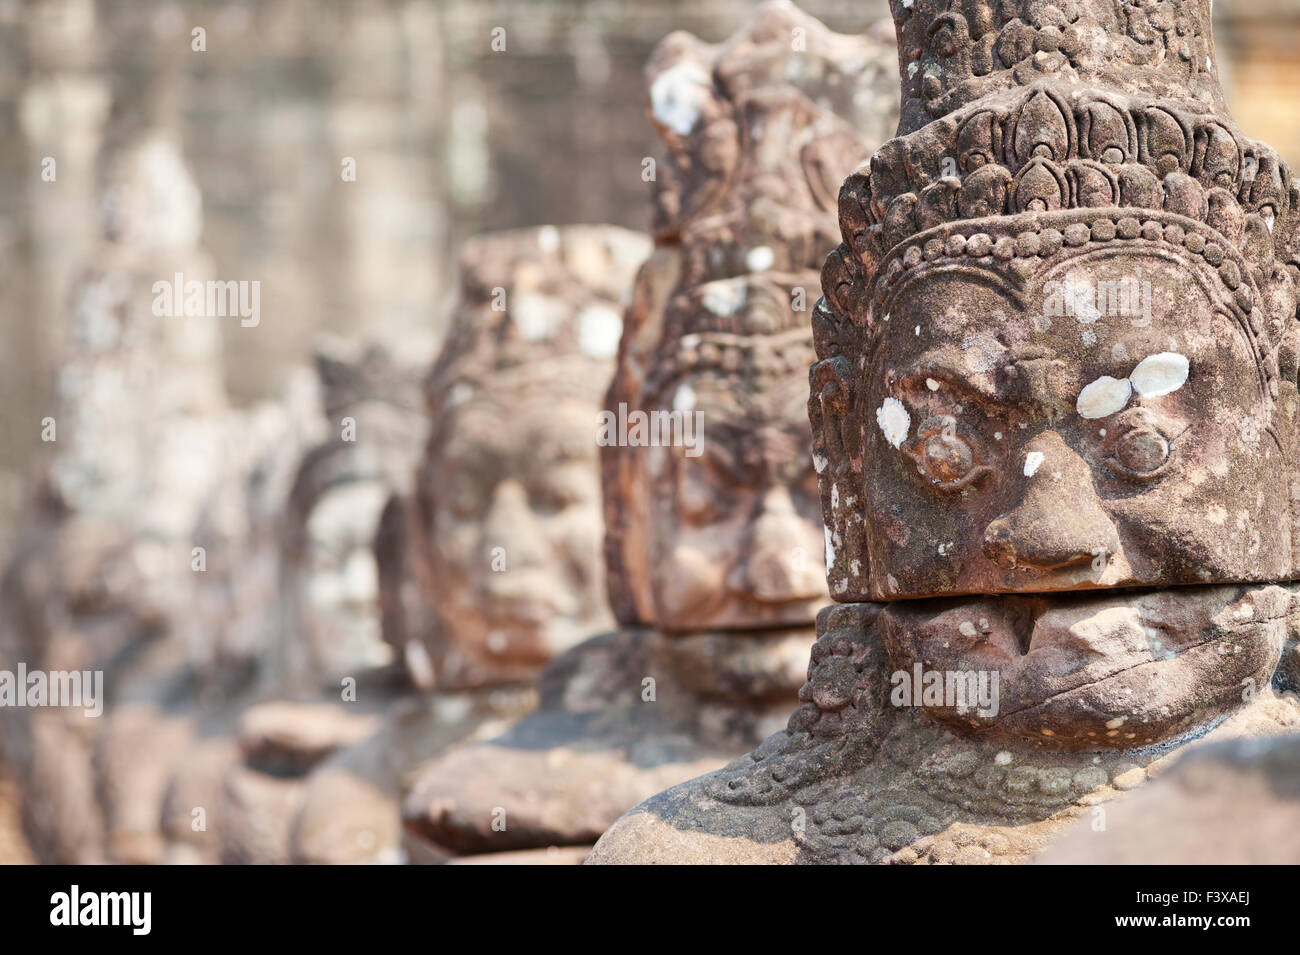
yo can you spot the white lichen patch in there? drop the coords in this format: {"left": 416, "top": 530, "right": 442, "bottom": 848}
{"left": 649, "top": 60, "right": 712, "bottom": 136}
{"left": 536, "top": 225, "right": 560, "bottom": 254}
{"left": 576, "top": 304, "right": 623, "bottom": 359}
{"left": 700, "top": 280, "right": 746, "bottom": 317}
{"left": 960, "top": 331, "right": 1003, "bottom": 374}
{"left": 448, "top": 381, "right": 474, "bottom": 407}
{"left": 673, "top": 382, "right": 696, "bottom": 412}
{"left": 876, "top": 397, "right": 910, "bottom": 448}
{"left": 512, "top": 293, "right": 567, "bottom": 341}
{"left": 812, "top": 453, "right": 828, "bottom": 474}
{"left": 745, "top": 246, "right": 775, "bottom": 272}
{"left": 1023, "top": 450, "right": 1045, "bottom": 477}
{"left": 1129, "top": 352, "right": 1189, "bottom": 398}
{"left": 1076, "top": 375, "right": 1131, "bottom": 419}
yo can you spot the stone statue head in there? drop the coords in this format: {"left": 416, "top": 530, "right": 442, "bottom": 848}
{"left": 412, "top": 226, "right": 649, "bottom": 688}
{"left": 602, "top": 2, "right": 898, "bottom": 631}
{"left": 810, "top": 0, "right": 1300, "bottom": 747}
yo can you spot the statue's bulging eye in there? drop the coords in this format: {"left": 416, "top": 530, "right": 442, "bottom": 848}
{"left": 922, "top": 432, "right": 975, "bottom": 483}
{"left": 903, "top": 416, "right": 993, "bottom": 492}
{"left": 1104, "top": 416, "right": 1182, "bottom": 483}
{"left": 1114, "top": 427, "right": 1169, "bottom": 474}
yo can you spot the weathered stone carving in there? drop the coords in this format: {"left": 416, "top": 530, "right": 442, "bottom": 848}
{"left": 400, "top": 1, "right": 898, "bottom": 857}
{"left": 0, "top": 135, "right": 294, "bottom": 864}
{"left": 589, "top": 0, "right": 1300, "bottom": 864}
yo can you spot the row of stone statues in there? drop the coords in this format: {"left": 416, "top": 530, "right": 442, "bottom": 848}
{"left": 2, "top": 0, "right": 1298, "bottom": 864}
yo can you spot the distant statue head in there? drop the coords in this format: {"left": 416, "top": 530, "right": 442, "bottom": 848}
{"left": 413, "top": 226, "right": 649, "bottom": 688}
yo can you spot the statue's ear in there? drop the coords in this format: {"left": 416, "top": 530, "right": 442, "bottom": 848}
{"left": 812, "top": 242, "right": 874, "bottom": 602}
{"left": 809, "top": 333, "right": 869, "bottom": 602}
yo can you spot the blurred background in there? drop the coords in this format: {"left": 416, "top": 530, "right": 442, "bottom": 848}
{"left": 0, "top": 0, "right": 1297, "bottom": 863}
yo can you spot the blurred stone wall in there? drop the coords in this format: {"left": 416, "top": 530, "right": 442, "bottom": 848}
{"left": 1215, "top": 0, "right": 1300, "bottom": 169}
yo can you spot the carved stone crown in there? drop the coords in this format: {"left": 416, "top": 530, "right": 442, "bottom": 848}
{"left": 888, "top": 0, "right": 1225, "bottom": 133}
{"left": 426, "top": 226, "right": 648, "bottom": 409}
{"left": 829, "top": 81, "right": 1300, "bottom": 301}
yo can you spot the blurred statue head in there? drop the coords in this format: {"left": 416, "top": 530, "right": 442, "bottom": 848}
{"left": 412, "top": 226, "right": 649, "bottom": 688}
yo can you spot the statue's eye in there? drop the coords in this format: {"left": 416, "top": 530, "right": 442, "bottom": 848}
{"left": 921, "top": 432, "right": 975, "bottom": 483}
{"left": 1115, "top": 428, "right": 1169, "bottom": 473}
{"left": 1106, "top": 422, "right": 1178, "bottom": 482}
{"left": 904, "top": 416, "right": 992, "bottom": 492}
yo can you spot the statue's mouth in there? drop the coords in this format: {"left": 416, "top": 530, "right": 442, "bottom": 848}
{"left": 877, "top": 583, "right": 1291, "bottom": 752}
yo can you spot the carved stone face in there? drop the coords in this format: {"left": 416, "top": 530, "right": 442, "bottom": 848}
{"left": 425, "top": 383, "right": 607, "bottom": 673}
{"left": 641, "top": 367, "right": 826, "bottom": 630}
{"left": 863, "top": 229, "right": 1290, "bottom": 600}
{"left": 302, "top": 481, "right": 389, "bottom": 673}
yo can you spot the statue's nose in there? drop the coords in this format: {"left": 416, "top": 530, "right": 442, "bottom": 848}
{"left": 982, "top": 431, "right": 1120, "bottom": 574}
{"left": 730, "top": 486, "right": 825, "bottom": 603}
{"left": 483, "top": 480, "right": 545, "bottom": 567}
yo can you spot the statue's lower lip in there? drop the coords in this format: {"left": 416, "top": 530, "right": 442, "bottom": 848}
{"left": 878, "top": 582, "right": 1290, "bottom": 749}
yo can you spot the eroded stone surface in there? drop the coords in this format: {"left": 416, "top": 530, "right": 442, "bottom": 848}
{"left": 401, "top": 628, "right": 808, "bottom": 853}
